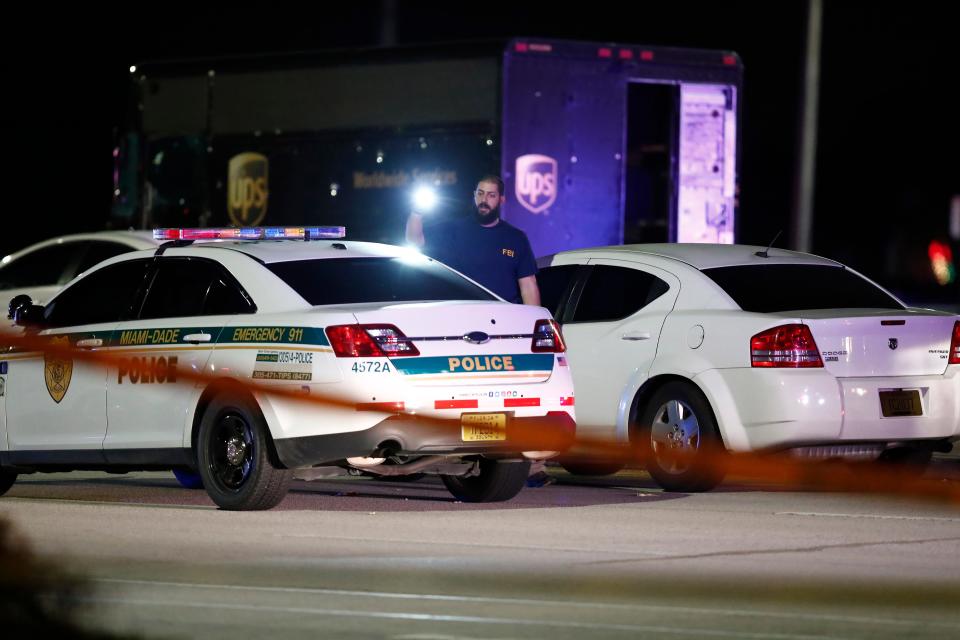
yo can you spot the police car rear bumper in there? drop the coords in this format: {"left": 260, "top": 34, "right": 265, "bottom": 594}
{"left": 273, "top": 412, "right": 576, "bottom": 468}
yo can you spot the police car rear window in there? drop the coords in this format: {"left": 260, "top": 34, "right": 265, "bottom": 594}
{"left": 702, "top": 264, "right": 904, "bottom": 312}
{"left": 267, "top": 257, "right": 497, "bottom": 305}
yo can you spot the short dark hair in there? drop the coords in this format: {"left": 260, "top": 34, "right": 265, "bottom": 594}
{"left": 476, "top": 175, "right": 504, "bottom": 197}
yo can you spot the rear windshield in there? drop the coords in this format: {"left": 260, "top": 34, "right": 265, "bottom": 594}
{"left": 702, "top": 264, "right": 904, "bottom": 313}
{"left": 267, "top": 257, "right": 497, "bottom": 305}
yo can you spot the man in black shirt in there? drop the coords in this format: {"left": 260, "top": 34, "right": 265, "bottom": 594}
{"left": 405, "top": 175, "right": 540, "bottom": 306}
{"left": 406, "top": 176, "right": 554, "bottom": 486}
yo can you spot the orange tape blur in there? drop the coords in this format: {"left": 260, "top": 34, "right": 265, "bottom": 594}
{"left": 2, "top": 328, "right": 958, "bottom": 504}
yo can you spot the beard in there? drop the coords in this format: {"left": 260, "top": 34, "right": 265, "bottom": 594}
{"left": 474, "top": 201, "right": 501, "bottom": 225}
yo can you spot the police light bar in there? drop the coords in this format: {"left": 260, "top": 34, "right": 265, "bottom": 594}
{"left": 153, "top": 226, "right": 346, "bottom": 241}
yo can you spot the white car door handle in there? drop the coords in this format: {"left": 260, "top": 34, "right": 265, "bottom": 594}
{"left": 75, "top": 338, "right": 103, "bottom": 349}
{"left": 621, "top": 331, "right": 651, "bottom": 341}
{"left": 183, "top": 333, "right": 212, "bottom": 344}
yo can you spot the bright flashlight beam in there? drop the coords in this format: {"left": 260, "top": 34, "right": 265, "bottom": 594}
{"left": 412, "top": 186, "right": 438, "bottom": 213}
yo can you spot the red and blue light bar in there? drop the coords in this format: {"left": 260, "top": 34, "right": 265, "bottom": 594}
{"left": 153, "top": 226, "right": 346, "bottom": 241}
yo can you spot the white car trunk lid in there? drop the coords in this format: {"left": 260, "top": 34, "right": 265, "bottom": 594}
{"left": 802, "top": 311, "right": 955, "bottom": 377}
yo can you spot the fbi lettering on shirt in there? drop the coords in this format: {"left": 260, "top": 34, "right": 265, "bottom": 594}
{"left": 501, "top": 248, "right": 515, "bottom": 257}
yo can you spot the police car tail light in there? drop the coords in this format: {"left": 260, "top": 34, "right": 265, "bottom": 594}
{"left": 326, "top": 325, "right": 385, "bottom": 357}
{"left": 751, "top": 324, "right": 823, "bottom": 368}
{"left": 326, "top": 324, "right": 419, "bottom": 358}
{"left": 949, "top": 321, "right": 960, "bottom": 364}
{"left": 363, "top": 324, "right": 420, "bottom": 357}
{"left": 531, "top": 319, "right": 566, "bottom": 353}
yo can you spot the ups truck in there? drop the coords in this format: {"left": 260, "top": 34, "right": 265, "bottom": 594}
{"left": 114, "top": 38, "right": 742, "bottom": 255}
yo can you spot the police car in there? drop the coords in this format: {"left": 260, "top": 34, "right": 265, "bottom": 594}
{"left": 0, "top": 227, "right": 575, "bottom": 510}
{"left": 539, "top": 243, "right": 960, "bottom": 491}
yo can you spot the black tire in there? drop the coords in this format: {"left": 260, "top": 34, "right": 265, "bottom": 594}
{"left": 877, "top": 446, "right": 933, "bottom": 475}
{"left": 0, "top": 468, "right": 17, "bottom": 496}
{"left": 441, "top": 458, "right": 530, "bottom": 502}
{"left": 558, "top": 459, "right": 625, "bottom": 477}
{"left": 172, "top": 468, "right": 204, "bottom": 489}
{"left": 197, "top": 393, "right": 292, "bottom": 510}
{"left": 638, "top": 381, "right": 725, "bottom": 492}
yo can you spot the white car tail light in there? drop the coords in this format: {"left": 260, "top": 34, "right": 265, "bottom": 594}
{"left": 532, "top": 319, "right": 566, "bottom": 353}
{"left": 326, "top": 324, "right": 419, "bottom": 358}
{"left": 751, "top": 324, "right": 823, "bottom": 368}
{"left": 950, "top": 321, "right": 960, "bottom": 365}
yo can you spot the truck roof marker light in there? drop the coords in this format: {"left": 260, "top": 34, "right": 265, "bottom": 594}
{"left": 723, "top": 55, "right": 737, "bottom": 66}
{"left": 619, "top": 49, "right": 634, "bottom": 60}
{"left": 598, "top": 48, "right": 613, "bottom": 58}
{"left": 515, "top": 42, "right": 529, "bottom": 52}
{"left": 529, "top": 43, "right": 552, "bottom": 53}
{"left": 153, "top": 227, "right": 346, "bottom": 241}
{"left": 640, "top": 50, "right": 654, "bottom": 61}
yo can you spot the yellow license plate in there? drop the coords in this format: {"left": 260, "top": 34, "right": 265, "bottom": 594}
{"left": 461, "top": 413, "right": 507, "bottom": 442}
{"left": 879, "top": 390, "right": 922, "bottom": 417}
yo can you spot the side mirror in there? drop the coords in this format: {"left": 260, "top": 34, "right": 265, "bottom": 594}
{"left": 15, "top": 304, "right": 46, "bottom": 327}
{"left": 7, "top": 294, "right": 33, "bottom": 320}
{"left": 7, "top": 295, "right": 45, "bottom": 327}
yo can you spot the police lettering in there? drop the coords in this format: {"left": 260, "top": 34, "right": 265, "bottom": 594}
{"left": 117, "top": 356, "right": 178, "bottom": 384}
{"left": 447, "top": 356, "right": 515, "bottom": 372}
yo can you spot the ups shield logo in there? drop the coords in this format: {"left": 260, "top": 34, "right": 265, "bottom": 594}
{"left": 515, "top": 154, "right": 557, "bottom": 214}
{"left": 228, "top": 152, "right": 269, "bottom": 226}
{"left": 44, "top": 336, "right": 73, "bottom": 403}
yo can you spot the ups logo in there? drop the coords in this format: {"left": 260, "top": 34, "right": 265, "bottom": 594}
{"left": 228, "top": 152, "right": 269, "bottom": 226}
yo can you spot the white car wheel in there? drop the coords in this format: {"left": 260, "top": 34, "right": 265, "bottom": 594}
{"left": 640, "top": 382, "right": 725, "bottom": 492}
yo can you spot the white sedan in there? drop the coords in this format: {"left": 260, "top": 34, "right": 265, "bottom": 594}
{"left": 538, "top": 243, "right": 960, "bottom": 491}
{"left": 0, "top": 227, "right": 574, "bottom": 509}
{"left": 0, "top": 230, "right": 160, "bottom": 313}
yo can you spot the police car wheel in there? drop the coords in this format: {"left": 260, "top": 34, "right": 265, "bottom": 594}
{"left": 639, "top": 382, "right": 725, "bottom": 493}
{"left": 172, "top": 468, "right": 204, "bottom": 489}
{"left": 197, "top": 394, "right": 292, "bottom": 510}
{"left": 0, "top": 468, "right": 16, "bottom": 496}
{"left": 441, "top": 458, "right": 530, "bottom": 502}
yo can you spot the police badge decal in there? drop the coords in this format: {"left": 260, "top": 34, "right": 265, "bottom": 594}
{"left": 44, "top": 336, "right": 73, "bottom": 403}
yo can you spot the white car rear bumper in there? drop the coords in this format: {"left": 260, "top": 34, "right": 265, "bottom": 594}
{"left": 696, "top": 367, "right": 960, "bottom": 452}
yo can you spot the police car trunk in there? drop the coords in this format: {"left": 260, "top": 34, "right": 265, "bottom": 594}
{"left": 246, "top": 243, "right": 576, "bottom": 469}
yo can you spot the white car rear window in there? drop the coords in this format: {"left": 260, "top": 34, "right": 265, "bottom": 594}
{"left": 703, "top": 264, "right": 904, "bottom": 312}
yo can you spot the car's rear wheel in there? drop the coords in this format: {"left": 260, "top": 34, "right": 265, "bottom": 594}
{"left": 441, "top": 458, "right": 530, "bottom": 502}
{"left": 876, "top": 446, "right": 933, "bottom": 475}
{"left": 197, "top": 393, "right": 292, "bottom": 510}
{"left": 558, "top": 458, "right": 625, "bottom": 477}
{"left": 172, "top": 468, "right": 204, "bottom": 489}
{"left": 0, "top": 468, "right": 17, "bottom": 496}
{"left": 638, "top": 382, "right": 725, "bottom": 492}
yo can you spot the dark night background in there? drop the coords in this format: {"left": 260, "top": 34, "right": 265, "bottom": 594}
{"left": 6, "top": 1, "right": 959, "bottom": 308}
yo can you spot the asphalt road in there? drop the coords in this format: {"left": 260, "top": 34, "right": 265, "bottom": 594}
{"left": 3, "top": 462, "right": 960, "bottom": 639}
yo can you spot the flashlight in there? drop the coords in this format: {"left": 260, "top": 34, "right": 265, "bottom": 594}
{"left": 411, "top": 185, "right": 438, "bottom": 213}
